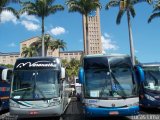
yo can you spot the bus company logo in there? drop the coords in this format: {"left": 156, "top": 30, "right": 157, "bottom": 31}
{"left": 16, "top": 61, "right": 56, "bottom": 68}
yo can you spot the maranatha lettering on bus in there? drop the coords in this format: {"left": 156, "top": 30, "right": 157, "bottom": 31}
{"left": 16, "top": 61, "right": 56, "bottom": 68}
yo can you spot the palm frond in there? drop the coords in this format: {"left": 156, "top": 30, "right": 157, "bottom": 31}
{"left": 66, "top": 0, "right": 101, "bottom": 15}
{"left": 48, "top": 5, "right": 64, "bottom": 15}
{"left": 116, "top": 9, "right": 125, "bottom": 24}
{"left": 129, "top": 5, "right": 136, "bottom": 18}
{"left": 105, "top": 0, "right": 119, "bottom": 10}
{"left": 148, "top": 12, "right": 160, "bottom": 23}
{"left": 3, "top": 7, "right": 19, "bottom": 18}
{"left": 153, "top": 3, "right": 160, "bottom": 13}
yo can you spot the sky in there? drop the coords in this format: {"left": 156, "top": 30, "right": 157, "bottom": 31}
{"left": 0, "top": 0, "right": 160, "bottom": 63}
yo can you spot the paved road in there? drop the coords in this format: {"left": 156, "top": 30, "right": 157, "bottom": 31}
{"left": 0, "top": 97, "right": 160, "bottom": 120}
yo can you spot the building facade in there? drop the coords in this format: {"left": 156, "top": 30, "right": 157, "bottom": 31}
{"left": 0, "top": 37, "right": 83, "bottom": 65}
{"left": 20, "top": 36, "right": 59, "bottom": 57}
{"left": 60, "top": 51, "right": 83, "bottom": 62}
{"left": 83, "top": 8, "right": 102, "bottom": 55}
{"left": 0, "top": 52, "right": 20, "bottom": 65}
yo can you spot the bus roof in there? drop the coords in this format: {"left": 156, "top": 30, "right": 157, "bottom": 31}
{"left": 140, "top": 62, "right": 160, "bottom": 67}
{"left": 83, "top": 53, "right": 129, "bottom": 58}
{"left": 16, "top": 57, "right": 60, "bottom": 61}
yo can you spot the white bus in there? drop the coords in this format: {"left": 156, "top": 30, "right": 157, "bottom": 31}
{"left": 2, "top": 57, "right": 71, "bottom": 118}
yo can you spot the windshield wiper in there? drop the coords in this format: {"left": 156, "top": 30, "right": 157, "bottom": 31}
{"left": 21, "top": 74, "right": 35, "bottom": 99}
{"left": 147, "top": 71, "right": 159, "bottom": 85}
{"left": 35, "top": 85, "right": 47, "bottom": 100}
{"left": 99, "top": 77, "right": 111, "bottom": 98}
{"left": 110, "top": 72, "right": 127, "bottom": 99}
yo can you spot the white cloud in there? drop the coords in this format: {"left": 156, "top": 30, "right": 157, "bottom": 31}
{"left": 21, "top": 20, "right": 40, "bottom": 31}
{"left": 21, "top": 12, "right": 39, "bottom": 23}
{"left": 8, "top": 42, "right": 16, "bottom": 47}
{"left": 101, "top": 33, "right": 118, "bottom": 53}
{"left": 50, "top": 26, "right": 66, "bottom": 36}
{"left": 104, "top": 33, "right": 110, "bottom": 38}
{"left": 0, "top": 10, "right": 18, "bottom": 24}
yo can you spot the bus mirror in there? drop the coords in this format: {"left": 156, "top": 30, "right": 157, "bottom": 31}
{"left": 134, "top": 65, "right": 145, "bottom": 83}
{"left": 2, "top": 69, "right": 12, "bottom": 82}
{"left": 2, "top": 69, "right": 7, "bottom": 81}
{"left": 78, "top": 67, "right": 84, "bottom": 84}
{"left": 61, "top": 67, "right": 65, "bottom": 79}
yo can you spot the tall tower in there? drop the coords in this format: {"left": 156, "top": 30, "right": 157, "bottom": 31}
{"left": 83, "top": 8, "right": 102, "bottom": 55}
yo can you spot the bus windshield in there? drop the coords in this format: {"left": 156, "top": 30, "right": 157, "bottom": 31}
{"left": 11, "top": 69, "right": 60, "bottom": 100}
{"left": 109, "top": 56, "right": 137, "bottom": 98}
{"left": 143, "top": 66, "right": 160, "bottom": 92}
{"left": 84, "top": 56, "right": 137, "bottom": 99}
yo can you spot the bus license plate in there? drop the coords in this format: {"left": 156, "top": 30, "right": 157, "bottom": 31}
{"left": 29, "top": 111, "right": 39, "bottom": 115}
{"left": 109, "top": 111, "right": 119, "bottom": 115}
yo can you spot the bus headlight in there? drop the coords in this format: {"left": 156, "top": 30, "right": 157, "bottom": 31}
{"left": 85, "top": 104, "right": 99, "bottom": 108}
{"left": 10, "top": 101, "right": 20, "bottom": 108}
{"left": 48, "top": 100, "right": 61, "bottom": 107}
{"left": 145, "top": 94, "right": 156, "bottom": 101}
{"left": 128, "top": 102, "right": 139, "bottom": 107}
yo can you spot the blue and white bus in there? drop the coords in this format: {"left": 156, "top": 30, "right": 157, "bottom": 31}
{"left": 79, "top": 54, "right": 144, "bottom": 117}
{"left": 2, "top": 57, "right": 71, "bottom": 118}
{"left": 139, "top": 63, "right": 160, "bottom": 108}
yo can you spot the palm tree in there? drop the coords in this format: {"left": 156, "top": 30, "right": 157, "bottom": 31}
{"left": 0, "top": 0, "right": 19, "bottom": 22}
{"left": 62, "top": 59, "right": 69, "bottom": 68}
{"left": 30, "top": 34, "right": 66, "bottom": 56}
{"left": 21, "top": 46, "right": 38, "bottom": 57}
{"left": 65, "top": 58, "right": 80, "bottom": 81}
{"left": 30, "top": 34, "right": 55, "bottom": 56}
{"left": 106, "top": 0, "right": 151, "bottom": 65}
{"left": 52, "top": 39, "right": 67, "bottom": 57}
{"left": 66, "top": 0, "right": 101, "bottom": 55}
{"left": 20, "top": 0, "right": 64, "bottom": 57}
{"left": 148, "top": 0, "right": 160, "bottom": 23}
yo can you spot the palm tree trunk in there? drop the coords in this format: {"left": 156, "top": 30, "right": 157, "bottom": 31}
{"left": 42, "top": 16, "right": 45, "bottom": 57}
{"left": 58, "top": 45, "right": 60, "bottom": 57}
{"left": 85, "top": 14, "right": 89, "bottom": 55}
{"left": 82, "top": 15, "right": 86, "bottom": 55}
{"left": 127, "top": 10, "right": 135, "bottom": 65}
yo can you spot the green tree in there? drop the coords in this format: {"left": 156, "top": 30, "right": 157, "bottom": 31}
{"left": 21, "top": 46, "right": 38, "bottom": 57}
{"left": 106, "top": 0, "right": 151, "bottom": 65}
{"left": 20, "top": 0, "right": 64, "bottom": 57}
{"left": 148, "top": 0, "right": 160, "bottom": 23}
{"left": 62, "top": 59, "right": 69, "bottom": 68}
{"left": 30, "top": 34, "right": 55, "bottom": 56}
{"left": 66, "top": 0, "right": 101, "bottom": 55}
{"left": 30, "top": 34, "right": 67, "bottom": 56}
{"left": 63, "top": 58, "right": 80, "bottom": 82}
{"left": 52, "top": 39, "right": 67, "bottom": 57}
{"left": 0, "top": 64, "right": 13, "bottom": 68}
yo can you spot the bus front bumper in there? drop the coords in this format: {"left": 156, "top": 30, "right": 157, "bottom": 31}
{"left": 10, "top": 105, "right": 62, "bottom": 118}
{"left": 140, "top": 99, "right": 160, "bottom": 108}
{"left": 84, "top": 106, "right": 139, "bottom": 117}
